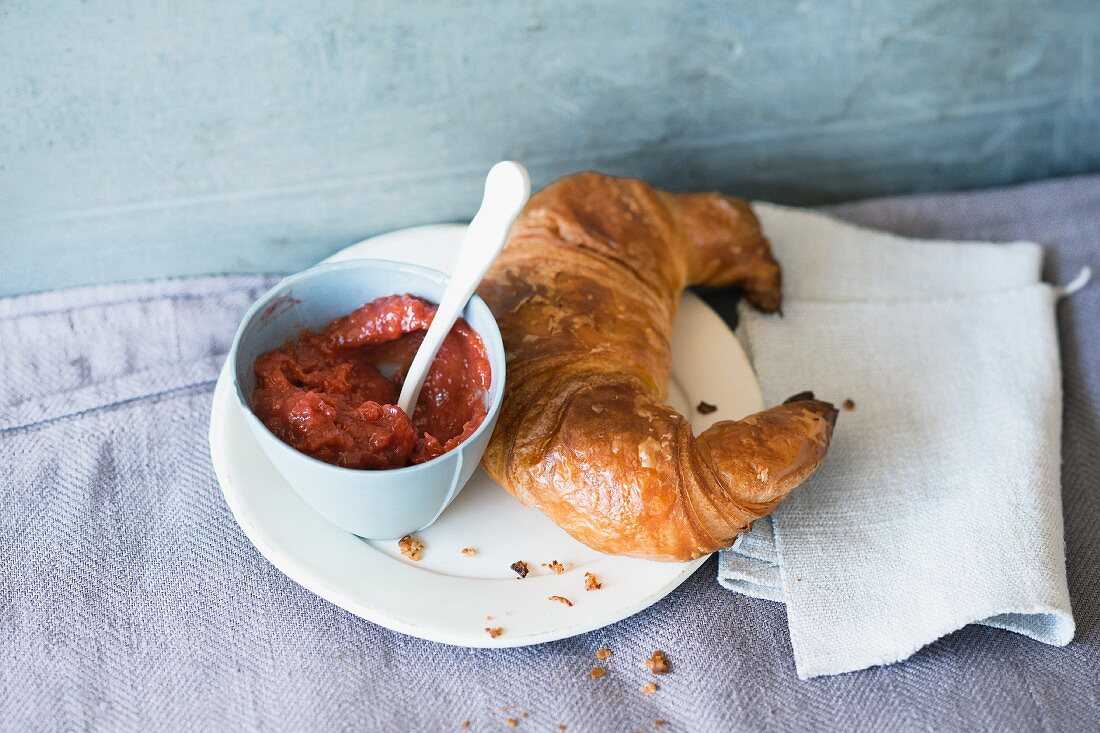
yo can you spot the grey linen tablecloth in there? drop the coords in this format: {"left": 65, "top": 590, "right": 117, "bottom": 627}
{"left": 2, "top": 175, "right": 1098, "bottom": 732}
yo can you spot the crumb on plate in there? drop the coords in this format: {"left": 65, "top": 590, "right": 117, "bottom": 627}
{"left": 461, "top": 547, "right": 477, "bottom": 557}
{"left": 584, "top": 572, "right": 602, "bottom": 590}
{"left": 696, "top": 400, "right": 718, "bottom": 414}
{"left": 843, "top": 398, "right": 856, "bottom": 410}
{"left": 485, "top": 626, "right": 504, "bottom": 639}
{"left": 510, "top": 561, "right": 529, "bottom": 579}
{"left": 398, "top": 535, "right": 424, "bottom": 561}
{"left": 643, "top": 650, "right": 669, "bottom": 674}
{"left": 545, "top": 560, "right": 565, "bottom": 574}
{"left": 548, "top": 595, "right": 573, "bottom": 607}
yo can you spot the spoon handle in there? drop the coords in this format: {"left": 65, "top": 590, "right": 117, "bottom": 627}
{"left": 397, "top": 162, "right": 530, "bottom": 416}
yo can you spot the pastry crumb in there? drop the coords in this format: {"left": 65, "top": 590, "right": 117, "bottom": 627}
{"left": 398, "top": 535, "right": 424, "bottom": 561}
{"left": 505, "top": 718, "right": 518, "bottom": 728}
{"left": 595, "top": 646, "right": 612, "bottom": 660}
{"left": 589, "top": 668, "right": 606, "bottom": 680}
{"left": 643, "top": 650, "right": 669, "bottom": 674}
{"left": 655, "top": 719, "right": 666, "bottom": 727}
{"left": 641, "top": 681, "right": 659, "bottom": 695}
{"left": 485, "top": 626, "right": 504, "bottom": 639}
{"left": 510, "top": 561, "right": 529, "bottom": 579}
{"left": 696, "top": 400, "right": 718, "bottom": 414}
{"left": 545, "top": 560, "right": 565, "bottom": 574}
{"left": 558, "top": 725, "right": 568, "bottom": 732}
{"left": 843, "top": 398, "right": 856, "bottom": 411}
{"left": 584, "top": 572, "right": 602, "bottom": 590}
{"left": 461, "top": 722, "right": 470, "bottom": 730}
{"left": 461, "top": 547, "right": 477, "bottom": 557}
{"left": 548, "top": 595, "right": 573, "bottom": 607}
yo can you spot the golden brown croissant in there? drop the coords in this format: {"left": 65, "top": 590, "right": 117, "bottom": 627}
{"left": 477, "top": 172, "right": 836, "bottom": 561}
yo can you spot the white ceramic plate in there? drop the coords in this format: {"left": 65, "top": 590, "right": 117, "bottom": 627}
{"left": 209, "top": 224, "right": 765, "bottom": 647}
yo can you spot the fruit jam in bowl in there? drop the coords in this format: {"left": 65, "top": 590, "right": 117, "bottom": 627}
{"left": 228, "top": 259, "right": 506, "bottom": 540}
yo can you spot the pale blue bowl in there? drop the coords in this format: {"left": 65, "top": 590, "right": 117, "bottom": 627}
{"left": 228, "top": 259, "right": 506, "bottom": 540}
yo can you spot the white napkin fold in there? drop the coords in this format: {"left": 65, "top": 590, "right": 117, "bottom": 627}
{"left": 718, "top": 203, "right": 1076, "bottom": 679}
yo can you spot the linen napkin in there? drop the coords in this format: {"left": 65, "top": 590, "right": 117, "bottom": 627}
{"left": 718, "top": 203, "right": 1079, "bottom": 679}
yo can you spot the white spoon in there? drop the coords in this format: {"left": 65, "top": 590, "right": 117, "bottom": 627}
{"left": 397, "top": 161, "right": 531, "bottom": 416}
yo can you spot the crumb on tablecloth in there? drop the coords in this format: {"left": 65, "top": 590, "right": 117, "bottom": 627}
{"left": 398, "top": 535, "right": 424, "bottom": 561}
{"left": 510, "top": 561, "right": 529, "bottom": 579}
{"left": 641, "top": 681, "right": 659, "bottom": 695}
{"left": 589, "top": 668, "right": 606, "bottom": 680}
{"left": 505, "top": 718, "right": 518, "bottom": 728}
{"left": 643, "top": 650, "right": 669, "bottom": 674}
{"left": 595, "top": 646, "right": 612, "bottom": 660}
{"left": 460, "top": 722, "right": 470, "bottom": 730}
{"left": 584, "top": 572, "right": 602, "bottom": 590}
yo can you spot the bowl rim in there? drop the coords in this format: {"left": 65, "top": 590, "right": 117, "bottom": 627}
{"left": 228, "top": 257, "right": 507, "bottom": 476}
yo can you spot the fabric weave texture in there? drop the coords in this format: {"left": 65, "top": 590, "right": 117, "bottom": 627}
{"left": 720, "top": 202, "right": 1076, "bottom": 678}
{"left": 2, "top": 175, "right": 1098, "bottom": 731}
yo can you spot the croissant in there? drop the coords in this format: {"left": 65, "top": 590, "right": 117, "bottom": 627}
{"left": 477, "top": 172, "right": 836, "bottom": 562}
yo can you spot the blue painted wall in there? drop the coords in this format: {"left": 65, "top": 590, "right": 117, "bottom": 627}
{"left": 2, "top": 1, "right": 1098, "bottom": 295}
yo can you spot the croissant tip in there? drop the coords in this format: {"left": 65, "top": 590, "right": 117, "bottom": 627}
{"left": 783, "top": 391, "right": 815, "bottom": 404}
{"left": 751, "top": 295, "right": 782, "bottom": 315}
{"left": 784, "top": 392, "right": 839, "bottom": 427}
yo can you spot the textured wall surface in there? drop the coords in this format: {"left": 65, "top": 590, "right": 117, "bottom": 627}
{"left": 2, "top": 1, "right": 1098, "bottom": 295}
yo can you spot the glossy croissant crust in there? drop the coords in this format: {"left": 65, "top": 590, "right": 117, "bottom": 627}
{"left": 477, "top": 172, "right": 836, "bottom": 561}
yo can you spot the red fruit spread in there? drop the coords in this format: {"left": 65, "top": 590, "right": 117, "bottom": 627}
{"left": 251, "top": 294, "right": 491, "bottom": 469}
